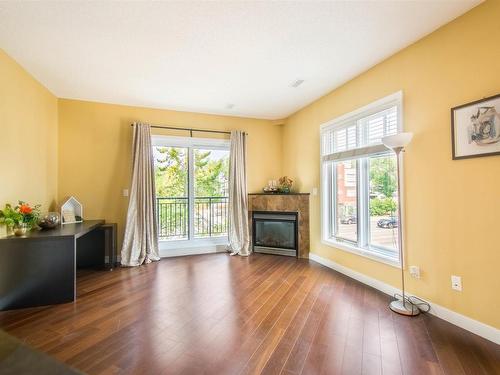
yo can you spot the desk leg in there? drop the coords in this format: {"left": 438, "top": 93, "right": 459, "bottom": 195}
{"left": 76, "top": 229, "right": 105, "bottom": 269}
{"left": 100, "top": 223, "right": 117, "bottom": 270}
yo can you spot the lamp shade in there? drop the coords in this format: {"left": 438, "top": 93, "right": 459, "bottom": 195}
{"left": 382, "top": 132, "right": 413, "bottom": 150}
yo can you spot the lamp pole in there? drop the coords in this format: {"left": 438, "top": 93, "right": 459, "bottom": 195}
{"left": 389, "top": 146, "right": 419, "bottom": 316}
{"left": 382, "top": 132, "right": 419, "bottom": 316}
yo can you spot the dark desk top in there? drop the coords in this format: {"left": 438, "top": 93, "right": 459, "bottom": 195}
{"left": 0, "top": 220, "right": 104, "bottom": 241}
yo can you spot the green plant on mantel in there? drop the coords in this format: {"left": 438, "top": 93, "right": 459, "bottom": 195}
{"left": 278, "top": 176, "right": 293, "bottom": 193}
{"left": 0, "top": 202, "right": 41, "bottom": 229}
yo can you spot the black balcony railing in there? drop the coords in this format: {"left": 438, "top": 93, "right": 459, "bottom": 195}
{"left": 194, "top": 197, "right": 229, "bottom": 238}
{"left": 156, "top": 197, "right": 189, "bottom": 240}
{"left": 156, "top": 196, "right": 229, "bottom": 240}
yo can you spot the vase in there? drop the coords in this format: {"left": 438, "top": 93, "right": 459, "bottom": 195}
{"left": 5, "top": 225, "right": 14, "bottom": 237}
{"left": 39, "top": 212, "right": 60, "bottom": 229}
{"left": 14, "top": 223, "right": 29, "bottom": 237}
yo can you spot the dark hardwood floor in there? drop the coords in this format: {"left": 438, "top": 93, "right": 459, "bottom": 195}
{"left": 0, "top": 253, "right": 498, "bottom": 375}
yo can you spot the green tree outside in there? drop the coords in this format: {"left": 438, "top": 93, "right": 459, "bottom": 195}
{"left": 193, "top": 149, "right": 229, "bottom": 197}
{"left": 369, "top": 156, "right": 397, "bottom": 216}
{"left": 370, "top": 156, "right": 397, "bottom": 198}
{"left": 370, "top": 198, "right": 397, "bottom": 216}
{"left": 155, "top": 147, "right": 188, "bottom": 198}
{"left": 154, "top": 147, "right": 229, "bottom": 198}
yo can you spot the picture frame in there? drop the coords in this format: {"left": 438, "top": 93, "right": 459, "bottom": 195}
{"left": 451, "top": 93, "right": 500, "bottom": 160}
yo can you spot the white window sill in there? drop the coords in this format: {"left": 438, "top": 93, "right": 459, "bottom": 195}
{"left": 159, "top": 236, "right": 228, "bottom": 249}
{"left": 321, "top": 238, "right": 401, "bottom": 268}
{"left": 159, "top": 236, "right": 228, "bottom": 257}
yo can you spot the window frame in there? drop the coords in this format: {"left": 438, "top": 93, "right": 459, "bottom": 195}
{"left": 151, "top": 135, "right": 230, "bottom": 254}
{"left": 320, "top": 91, "right": 405, "bottom": 268}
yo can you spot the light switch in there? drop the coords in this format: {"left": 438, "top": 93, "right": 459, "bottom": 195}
{"left": 409, "top": 266, "right": 420, "bottom": 279}
{"left": 123, "top": 189, "right": 129, "bottom": 197}
{"left": 312, "top": 187, "right": 318, "bottom": 196}
{"left": 451, "top": 275, "right": 462, "bottom": 291}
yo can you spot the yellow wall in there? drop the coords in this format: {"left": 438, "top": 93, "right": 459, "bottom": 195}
{"left": 2, "top": 0, "right": 498, "bottom": 330}
{"left": 58, "top": 99, "right": 283, "bottom": 245}
{"left": 282, "top": 0, "right": 500, "bottom": 328}
{"left": 0, "top": 49, "right": 58, "bottom": 217}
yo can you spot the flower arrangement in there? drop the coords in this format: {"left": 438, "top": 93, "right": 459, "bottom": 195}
{"left": 0, "top": 201, "right": 41, "bottom": 235}
{"left": 278, "top": 176, "right": 293, "bottom": 193}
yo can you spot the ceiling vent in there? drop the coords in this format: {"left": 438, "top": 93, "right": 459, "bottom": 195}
{"left": 290, "top": 79, "right": 304, "bottom": 88}
{"left": 225, "top": 103, "right": 235, "bottom": 109}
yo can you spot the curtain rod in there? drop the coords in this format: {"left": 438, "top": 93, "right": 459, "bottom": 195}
{"left": 130, "top": 123, "right": 247, "bottom": 136}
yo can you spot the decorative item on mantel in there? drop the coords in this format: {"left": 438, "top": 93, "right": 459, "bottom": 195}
{"left": 278, "top": 176, "right": 293, "bottom": 193}
{"left": 60, "top": 196, "right": 83, "bottom": 224}
{"left": 0, "top": 201, "right": 41, "bottom": 237}
{"left": 263, "top": 180, "right": 279, "bottom": 193}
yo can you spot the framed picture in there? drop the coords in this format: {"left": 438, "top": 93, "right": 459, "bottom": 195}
{"left": 451, "top": 93, "right": 500, "bottom": 160}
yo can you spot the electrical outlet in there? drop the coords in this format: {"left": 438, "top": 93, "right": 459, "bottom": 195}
{"left": 451, "top": 275, "right": 462, "bottom": 291}
{"left": 409, "top": 266, "right": 420, "bottom": 279}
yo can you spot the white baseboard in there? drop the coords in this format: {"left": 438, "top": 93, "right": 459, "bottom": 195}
{"left": 309, "top": 253, "right": 500, "bottom": 345}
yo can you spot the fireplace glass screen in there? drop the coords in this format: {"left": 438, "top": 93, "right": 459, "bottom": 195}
{"left": 252, "top": 211, "right": 298, "bottom": 257}
{"left": 255, "top": 221, "right": 295, "bottom": 249}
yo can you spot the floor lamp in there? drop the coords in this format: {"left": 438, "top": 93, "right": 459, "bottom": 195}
{"left": 381, "top": 132, "right": 419, "bottom": 316}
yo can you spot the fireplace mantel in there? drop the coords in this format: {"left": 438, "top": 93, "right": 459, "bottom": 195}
{"left": 248, "top": 193, "right": 310, "bottom": 258}
{"left": 248, "top": 193, "right": 310, "bottom": 196}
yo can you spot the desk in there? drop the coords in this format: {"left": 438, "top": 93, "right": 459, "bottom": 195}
{"left": 0, "top": 220, "right": 106, "bottom": 311}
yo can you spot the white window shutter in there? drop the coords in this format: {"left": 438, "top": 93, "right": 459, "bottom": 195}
{"left": 321, "top": 105, "right": 398, "bottom": 160}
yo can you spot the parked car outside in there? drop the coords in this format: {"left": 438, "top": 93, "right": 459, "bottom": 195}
{"left": 341, "top": 215, "right": 357, "bottom": 224}
{"left": 377, "top": 216, "right": 398, "bottom": 228}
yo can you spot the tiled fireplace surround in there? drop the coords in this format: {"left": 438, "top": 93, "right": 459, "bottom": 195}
{"left": 248, "top": 193, "right": 310, "bottom": 258}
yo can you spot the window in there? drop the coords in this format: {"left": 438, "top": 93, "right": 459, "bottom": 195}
{"left": 321, "top": 92, "right": 403, "bottom": 265}
{"left": 152, "top": 136, "right": 230, "bottom": 247}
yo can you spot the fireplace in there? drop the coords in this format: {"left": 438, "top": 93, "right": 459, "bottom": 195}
{"left": 248, "top": 193, "right": 309, "bottom": 258}
{"left": 252, "top": 211, "right": 298, "bottom": 257}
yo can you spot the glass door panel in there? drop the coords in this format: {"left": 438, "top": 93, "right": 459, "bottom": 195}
{"left": 153, "top": 146, "right": 189, "bottom": 240}
{"left": 193, "top": 148, "right": 229, "bottom": 238}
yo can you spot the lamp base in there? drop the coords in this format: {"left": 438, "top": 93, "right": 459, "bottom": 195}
{"left": 389, "top": 299, "right": 420, "bottom": 316}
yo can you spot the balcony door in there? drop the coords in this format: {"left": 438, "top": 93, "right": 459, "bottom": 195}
{"left": 152, "top": 135, "right": 230, "bottom": 254}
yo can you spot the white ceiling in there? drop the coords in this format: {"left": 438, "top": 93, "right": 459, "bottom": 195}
{"left": 0, "top": 1, "right": 481, "bottom": 120}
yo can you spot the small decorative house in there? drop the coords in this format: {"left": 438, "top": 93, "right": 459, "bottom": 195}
{"left": 60, "top": 196, "right": 83, "bottom": 224}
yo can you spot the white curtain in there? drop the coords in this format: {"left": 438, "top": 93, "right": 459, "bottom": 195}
{"left": 121, "top": 123, "right": 160, "bottom": 266}
{"left": 228, "top": 130, "right": 250, "bottom": 256}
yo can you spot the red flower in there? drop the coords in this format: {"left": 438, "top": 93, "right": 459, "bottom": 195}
{"left": 19, "top": 204, "right": 32, "bottom": 214}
